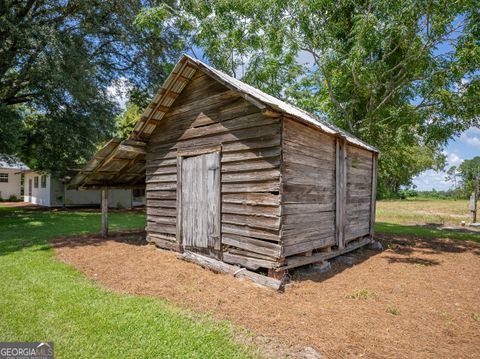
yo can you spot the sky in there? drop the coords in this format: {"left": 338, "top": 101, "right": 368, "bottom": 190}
{"left": 412, "top": 127, "right": 479, "bottom": 191}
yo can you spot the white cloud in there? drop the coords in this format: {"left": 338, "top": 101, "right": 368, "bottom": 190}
{"left": 412, "top": 169, "right": 451, "bottom": 191}
{"left": 412, "top": 150, "right": 463, "bottom": 191}
{"left": 460, "top": 127, "right": 480, "bottom": 148}
{"left": 447, "top": 152, "right": 463, "bottom": 166}
{"left": 464, "top": 135, "right": 480, "bottom": 148}
{"left": 468, "top": 127, "right": 480, "bottom": 135}
{"left": 106, "top": 77, "right": 133, "bottom": 110}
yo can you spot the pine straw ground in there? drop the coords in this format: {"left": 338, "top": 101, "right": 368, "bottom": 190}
{"left": 53, "top": 231, "right": 480, "bottom": 359}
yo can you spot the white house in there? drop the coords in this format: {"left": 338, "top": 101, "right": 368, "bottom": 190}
{"left": 24, "top": 171, "right": 145, "bottom": 208}
{"left": 0, "top": 159, "right": 29, "bottom": 201}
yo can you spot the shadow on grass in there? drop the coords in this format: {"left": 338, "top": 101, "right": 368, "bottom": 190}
{"left": 0, "top": 206, "right": 146, "bottom": 256}
{"left": 51, "top": 229, "right": 147, "bottom": 249}
{"left": 375, "top": 222, "right": 480, "bottom": 243}
{"left": 375, "top": 222, "right": 480, "bottom": 260}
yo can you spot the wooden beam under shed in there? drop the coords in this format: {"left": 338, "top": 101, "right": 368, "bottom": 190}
{"left": 178, "top": 251, "right": 285, "bottom": 291}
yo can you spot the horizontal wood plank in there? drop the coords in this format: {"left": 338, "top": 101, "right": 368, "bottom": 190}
{"left": 222, "top": 233, "right": 281, "bottom": 258}
{"left": 222, "top": 213, "right": 280, "bottom": 231}
{"left": 223, "top": 252, "right": 276, "bottom": 270}
{"left": 222, "top": 193, "right": 280, "bottom": 206}
{"left": 222, "top": 223, "right": 279, "bottom": 242}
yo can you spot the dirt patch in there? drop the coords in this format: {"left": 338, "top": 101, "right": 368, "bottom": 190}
{"left": 53, "top": 233, "right": 480, "bottom": 359}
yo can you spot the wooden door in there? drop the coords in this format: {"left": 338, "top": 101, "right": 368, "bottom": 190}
{"left": 180, "top": 151, "right": 220, "bottom": 256}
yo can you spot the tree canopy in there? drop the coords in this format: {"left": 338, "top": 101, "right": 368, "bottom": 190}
{"left": 137, "top": 0, "right": 480, "bottom": 195}
{"left": 0, "top": 0, "right": 184, "bottom": 176}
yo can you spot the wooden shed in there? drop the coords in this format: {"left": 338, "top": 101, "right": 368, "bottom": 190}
{"left": 70, "top": 55, "right": 378, "bottom": 277}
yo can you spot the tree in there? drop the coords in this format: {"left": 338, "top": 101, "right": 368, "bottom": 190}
{"left": 137, "top": 0, "right": 480, "bottom": 195}
{"left": 0, "top": 0, "right": 184, "bottom": 176}
{"left": 446, "top": 165, "right": 458, "bottom": 188}
{"left": 115, "top": 102, "right": 143, "bottom": 140}
{"left": 456, "top": 156, "right": 480, "bottom": 195}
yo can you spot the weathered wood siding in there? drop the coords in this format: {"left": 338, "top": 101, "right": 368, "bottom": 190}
{"left": 145, "top": 72, "right": 282, "bottom": 267}
{"left": 280, "top": 119, "right": 337, "bottom": 257}
{"left": 345, "top": 145, "right": 373, "bottom": 242}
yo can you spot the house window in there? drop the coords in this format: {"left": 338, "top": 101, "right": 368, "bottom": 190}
{"left": 0, "top": 173, "right": 8, "bottom": 183}
{"left": 41, "top": 175, "right": 47, "bottom": 188}
{"left": 133, "top": 188, "right": 145, "bottom": 197}
{"left": 34, "top": 176, "right": 39, "bottom": 188}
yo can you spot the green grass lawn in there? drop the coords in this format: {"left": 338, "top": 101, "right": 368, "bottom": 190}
{"left": 375, "top": 199, "right": 479, "bottom": 242}
{"left": 0, "top": 206, "right": 256, "bottom": 359}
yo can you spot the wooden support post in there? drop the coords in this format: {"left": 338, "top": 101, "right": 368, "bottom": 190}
{"left": 370, "top": 152, "right": 378, "bottom": 238}
{"left": 474, "top": 182, "right": 478, "bottom": 224}
{"left": 336, "top": 138, "right": 347, "bottom": 249}
{"left": 101, "top": 187, "right": 108, "bottom": 238}
{"left": 471, "top": 184, "right": 478, "bottom": 224}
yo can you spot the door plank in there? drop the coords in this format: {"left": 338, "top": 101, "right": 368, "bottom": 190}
{"left": 181, "top": 152, "right": 220, "bottom": 252}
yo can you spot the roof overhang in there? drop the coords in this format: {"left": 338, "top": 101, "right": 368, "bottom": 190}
{"left": 68, "top": 139, "right": 146, "bottom": 189}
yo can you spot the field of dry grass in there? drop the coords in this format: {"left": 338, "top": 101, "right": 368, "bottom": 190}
{"left": 377, "top": 199, "right": 472, "bottom": 226}
{"left": 375, "top": 199, "right": 479, "bottom": 242}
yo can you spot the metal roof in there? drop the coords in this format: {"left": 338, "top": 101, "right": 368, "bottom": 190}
{"left": 0, "top": 157, "right": 29, "bottom": 171}
{"left": 131, "top": 54, "right": 378, "bottom": 153}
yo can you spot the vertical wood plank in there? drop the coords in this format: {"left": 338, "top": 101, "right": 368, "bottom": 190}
{"left": 198, "top": 155, "right": 207, "bottom": 247}
{"left": 206, "top": 152, "right": 221, "bottom": 250}
{"left": 101, "top": 187, "right": 108, "bottom": 238}
{"left": 369, "top": 152, "right": 378, "bottom": 237}
{"left": 279, "top": 118, "right": 285, "bottom": 256}
{"left": 176, "top": 156, "right": 183, "bottom": 248}
{"left": 335, "top": 138, "right": 346, "bottom": 249}
{"left": 341, "top": 142, "right": 347, "bottom": 247}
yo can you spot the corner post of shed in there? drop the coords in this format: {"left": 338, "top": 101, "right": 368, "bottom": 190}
{"left": 101, "top": 186, "right": 109, "bottom": 238}
{"left": 335, "top": 137, "right": 347, "bottom": 249}
{"left": 369, "top": 152, "right": 379, "bottom": 238}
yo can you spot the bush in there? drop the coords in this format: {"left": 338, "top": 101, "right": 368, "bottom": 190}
{"left": 8, "top": 195, "right": 18, "bottom": 201}
{"left": 399, "top": 189, "right": 418, "bottom": 199}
